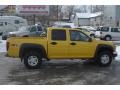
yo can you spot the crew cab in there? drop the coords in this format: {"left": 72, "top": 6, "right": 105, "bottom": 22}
{"left": 6, "top": 28, "right": 117, "bottom": 69}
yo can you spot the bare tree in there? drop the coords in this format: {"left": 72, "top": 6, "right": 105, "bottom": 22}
{"left": 91, "top": 5, "right": 104, "bottom": 13}
{"left": 49, "top": 5, "right": 63, "bottom": 21}
{"left": 66, "top": 5, "right": 75, "bottom": 20}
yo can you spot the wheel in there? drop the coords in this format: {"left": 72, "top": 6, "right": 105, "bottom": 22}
{"left": 96, "top": 51, "right": 113, "bottom": 66}
{"left": 23, "top": 51, "right": 42, "bottom": 69}
{"left": 22, "top": 35, "right": 29, "bottom": 37}
{"left": 105, "top": 36, "right": 111, "bottom": 41}
{"left": 90, "top": 34, "right": 95, "bottom": 38}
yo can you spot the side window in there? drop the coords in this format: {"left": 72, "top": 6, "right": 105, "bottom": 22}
{"left": 0, "top": 22, "right": 3, "bottom": 26}
{"left": 70, "top": 30, "right": 90, "bottom": 41}
{"left": 52, "top": 30, "right": 66, "bottom": 40}
{"left": 101, "top": 27, "right": 109, "bottom": 32}
{"left": 111, "top": 28, "right": 120, "bottom": 32}
{"left": 30, "top": 26, "right": 37, "bottom": 32}
{"left": 14, "top": 20, "right": 20, "bottom": 24}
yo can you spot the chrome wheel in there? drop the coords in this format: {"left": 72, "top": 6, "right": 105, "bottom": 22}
{"left": 101, "top": 54, "right": 110, "bottom": 64}
{"left": 28, "top": 56, "right": 39, "bottom": 66}
{"left": 106, "top": 36, "right": 111, "bottom": 41}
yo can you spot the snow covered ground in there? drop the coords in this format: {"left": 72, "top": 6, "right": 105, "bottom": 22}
{"left": 0, "top": 40, "right": 6, "bottom": 52}
{"left": 115, "top": 46, "right": 120, "bottom": 60}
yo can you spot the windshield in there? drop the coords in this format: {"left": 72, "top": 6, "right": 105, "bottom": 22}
{"left": 37, "top": 26, "right": 42, "bottom": 31}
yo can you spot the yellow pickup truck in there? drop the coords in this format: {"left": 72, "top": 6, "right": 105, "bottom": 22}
{"left": 6, "top": 27, "right": 117, "bottom": 69}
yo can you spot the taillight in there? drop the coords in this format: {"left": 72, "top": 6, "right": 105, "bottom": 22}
{"left": 6, "top": 42, "right": 9, "bottom": 51}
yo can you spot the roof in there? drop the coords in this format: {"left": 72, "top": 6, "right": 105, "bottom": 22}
{"left": 75, "top": 12, "right": 103, "bottom": 19}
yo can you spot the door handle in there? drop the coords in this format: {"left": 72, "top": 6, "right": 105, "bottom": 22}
{"left": 50, "top": 42, "right": 57, "bottom": 45}
{"left": 70, "top": 42, "right": 76, "bottom": 45}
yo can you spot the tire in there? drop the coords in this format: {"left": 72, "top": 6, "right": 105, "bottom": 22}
{"left": 23, "top": 51, "right": 42, "bottom": 69}
{"left": 105, "top": 36, "right": 111, "bottom": 41}
{"left": 96, "top": 51, "right": 113, "bottom": 67}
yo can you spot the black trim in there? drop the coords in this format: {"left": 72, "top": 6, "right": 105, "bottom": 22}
{"left": 19, "top": 43, "right": 47, "bottom": 59}
{"left": 94, "top": 44, "right": 114, "bottom": 58}
{"left": 113, "top": 53, "right": 117, "bottom": 57}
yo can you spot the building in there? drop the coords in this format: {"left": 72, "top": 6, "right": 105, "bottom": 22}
{"left": 0, "top": 5, "right": 16, "bottom": 16}
{"left": 72, "top": 12, "right": 103, "bottom": 27}
{"left": 90, "top": 12, "right": 103, "bottom": 26}
{"left": 103, "top": 5, "right": 120, "bottom": 27}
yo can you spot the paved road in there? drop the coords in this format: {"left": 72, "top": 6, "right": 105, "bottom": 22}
{"left": 0, "top": 52, "right": 120, "bottom": 85}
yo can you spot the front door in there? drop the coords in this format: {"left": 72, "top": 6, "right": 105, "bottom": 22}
{"left": 68, "top": 30, "right": 96, "bottom": 58}
{"left": 48, "top": 29, "right": 68, "bottom": 58}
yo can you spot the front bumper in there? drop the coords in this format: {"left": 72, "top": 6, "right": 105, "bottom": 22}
{"left": 113, "top": 51, "right": 117, "bottom": 57}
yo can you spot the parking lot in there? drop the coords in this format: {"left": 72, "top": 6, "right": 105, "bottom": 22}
{"left": 1, "top": 52, "right": 120, "bottom": 85}
{"left": 0, "top": 36, "right": 120, "bottom": 85}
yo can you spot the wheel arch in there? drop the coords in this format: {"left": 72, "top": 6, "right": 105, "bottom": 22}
{"left": 94, "top": 44, "right": 114, "bottom": 58}
{"left": 105, "top": 34, "right": 112, "bottom": 39}
{"left": 19, "top": 43, "right": 47, "bottom": 59}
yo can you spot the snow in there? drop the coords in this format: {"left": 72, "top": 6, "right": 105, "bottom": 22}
{"left": 0, "top": 40, "right": 6, "bottom": 52}
{"left": 76, "top": 12, "right": 103, "bottom": 19}
{"left": 115, "top": 46, "right": 120, "bottom": 61}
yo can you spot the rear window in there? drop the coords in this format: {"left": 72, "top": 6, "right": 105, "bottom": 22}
{"left": 37, "top": 26, "right": 42, "bottom": 31}
{"left": 111, "top": 28, "right": 120, "bottom": 32}
{"left": 52, "top": 30, "right": 66, "bottom": 40}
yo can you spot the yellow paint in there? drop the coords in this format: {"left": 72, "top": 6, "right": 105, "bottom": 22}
{"left": 7, "top": 27, "right": 115, "bottom": 59}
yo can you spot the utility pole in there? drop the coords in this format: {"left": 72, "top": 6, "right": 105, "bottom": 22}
{"left": 57, "top": 5, "right": 59, "bottom": 21}
{"left": 33, "top": 14, "right": 36, "bottom": 24}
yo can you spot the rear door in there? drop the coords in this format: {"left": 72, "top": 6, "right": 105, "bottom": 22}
{"left": 48, "top": 29, "right": 68, "bottom": 58}
{"left": 111, "top": 27, "right": 120, "bottom": 40}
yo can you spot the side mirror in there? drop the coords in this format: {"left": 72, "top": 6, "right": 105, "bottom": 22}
{"left": 88, "top": 38, "right": 92, "bottom": 42}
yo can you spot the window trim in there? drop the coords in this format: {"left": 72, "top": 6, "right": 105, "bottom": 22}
{"left": 111, "top": 28, "right": 120, "bottom": 32}
{"left": 51, "top": 29, "right": 66, "bottom": 41}
{"left": 69, "top": 30, "right": 90, "bottom": 42}
{"left": 101, "top": 27, "right": 109, "bottom": 32}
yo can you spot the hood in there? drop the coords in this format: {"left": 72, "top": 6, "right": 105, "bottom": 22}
{"left": 93, "top": 39, "right": 114, "bottom": 46}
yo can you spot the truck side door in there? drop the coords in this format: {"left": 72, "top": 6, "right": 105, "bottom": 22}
{"left": 48, "top": 29, "right": 68, "bottom": 58}
{"left": 68, "top": 30, "right": 96, "bottom": 58}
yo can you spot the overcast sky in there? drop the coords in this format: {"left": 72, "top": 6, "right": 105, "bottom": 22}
{"left": 0, "top": 5, "right": 7, "bottom": 10}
